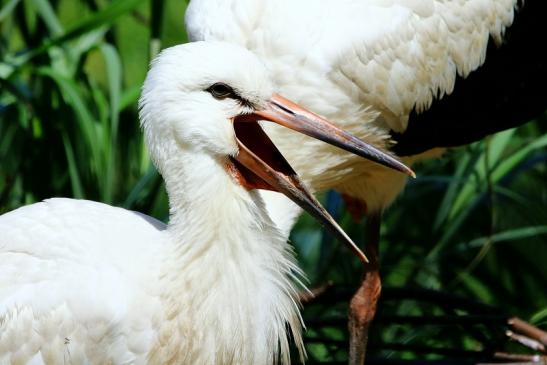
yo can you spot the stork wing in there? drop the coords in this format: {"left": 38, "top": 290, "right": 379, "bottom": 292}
{"left": 186, "top": 0, "right": 519, "bottom": 135}
{"left": 186, "top": 0, "right": 545, "bottom": 217}
{"left": 392, "top": 0, "right": 547, "bottom": 155}
{"left": 327, "top": 0, "right": 518, "bottom": 133}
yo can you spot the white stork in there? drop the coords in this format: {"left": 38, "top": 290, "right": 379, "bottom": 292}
{"left": 0, "top": 42, "right": 411, "bottom": 364}
{"left": 184, "top": 0, "right": 547, "bottom": 363}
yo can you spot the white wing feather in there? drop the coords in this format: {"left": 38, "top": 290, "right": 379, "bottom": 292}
{"left": 328, "top": 0, "right": 517, "bottom": 132}
{"left": 0, "top": 199, "right": 166, "bottom": 364}
{"left": 186, "top": 0, "right": 518, "bottom": 211}
{"left": 186, "top": 0, "right": 518, "bottom": 132}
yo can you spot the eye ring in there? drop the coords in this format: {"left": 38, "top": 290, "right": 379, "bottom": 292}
{"left": 207, "top": 82, "right": 235, "bottom": 100}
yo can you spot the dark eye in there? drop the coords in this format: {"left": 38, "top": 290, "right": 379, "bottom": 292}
{"left": 207, "top": 82, "right": 235, "bottom": 100}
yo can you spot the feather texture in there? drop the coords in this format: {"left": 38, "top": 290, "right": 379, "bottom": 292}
{"left": 186, "top": 0, "right": 520, "bottom": 213}
{"left": 0, "top": 43, "right": 306, "bottom": 365}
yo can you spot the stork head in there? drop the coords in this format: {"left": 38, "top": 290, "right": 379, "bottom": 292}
{"left": 139, "top": 41, "right": 414, "bottom": 262}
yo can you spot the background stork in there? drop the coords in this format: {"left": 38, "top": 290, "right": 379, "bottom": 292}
{"left": 184, "top": 0, "right": 547, "bottom": 362}
{"left": 0, "top": 0, "right": 546, "bottom": 363}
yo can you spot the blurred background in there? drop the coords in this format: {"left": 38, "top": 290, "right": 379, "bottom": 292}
{"left": 1, "top": 0, "right": 546, "bottom": 363}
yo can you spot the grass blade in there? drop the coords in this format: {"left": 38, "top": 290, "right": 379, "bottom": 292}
{"left": 0, "top": 0, "right": 21, "bottom": 22}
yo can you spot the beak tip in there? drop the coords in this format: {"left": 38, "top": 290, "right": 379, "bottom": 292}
{"left": 396, "top": 162, "right": 415, "bottom": 178}
{"left": 350, "top": 241, "right": 369, "bottom": 263}
{"left": 398, "top": 163, "right": 415, "bottom": 178}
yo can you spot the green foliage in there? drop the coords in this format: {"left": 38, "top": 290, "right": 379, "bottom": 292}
{"left": 1, "top": 1, "right": 546, "bottom": 363}
{"left": 0, "top": 0, "right": 187, "bottom": 217}
{"left": 293, "top": 121, "right": 547, "bottom": 362}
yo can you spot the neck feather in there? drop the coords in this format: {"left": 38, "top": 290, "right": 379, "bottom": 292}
{"left": 153, "top": 148, "right": 305, "bottom": 364}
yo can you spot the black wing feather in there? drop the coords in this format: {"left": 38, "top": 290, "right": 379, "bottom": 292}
{"left": 392, "top": 0, "right": 547, "bottom": 156}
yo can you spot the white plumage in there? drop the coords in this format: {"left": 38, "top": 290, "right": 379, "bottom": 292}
{"left": 184, "top": 3, "right": 526, "bottom": 363}
{"left": 185, "top": 0, "right": 518, "bottom": 219}
{"left": 0, "top": 42, "right": 305, "bottom": 365}
{"left": 0, "top": 40, "right": 406, "bottom": 364}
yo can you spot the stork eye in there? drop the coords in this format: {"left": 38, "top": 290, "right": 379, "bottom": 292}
{"left": 207, "top": 83, "right": 235, "bottom": 100}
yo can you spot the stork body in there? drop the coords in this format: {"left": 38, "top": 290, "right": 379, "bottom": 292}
{"left": 185, "top": 0, "right": 544, "bottom": 219}
{"left": 0, "top": 43, "right": 303, "bottom": 365}
{"left": 0, "top": 41, "right": 409, "bottom": 364}
{"left": 185, "top": 1, "right": 547, "bottom": 363}
{"left": 0, "top": 196, "right": 300, "bottom": 364}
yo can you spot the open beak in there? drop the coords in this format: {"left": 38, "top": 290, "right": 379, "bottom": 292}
{"left": 240, "top": 94, "right": 415, "bottom": 177}
{"left": 231, "top": 94, "right": 415, "bottom": 263}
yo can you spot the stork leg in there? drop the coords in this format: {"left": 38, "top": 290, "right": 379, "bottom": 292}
{"left": 348, "top": 212, "right": 382, "bottom": 365}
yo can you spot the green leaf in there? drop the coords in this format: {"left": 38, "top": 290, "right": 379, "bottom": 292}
{"left": 47, "top": 0, "right": 142, "bottom": 46}
{"left": 433, "top": 150, "right": 474, "bottom": 231}
{"left": 31, "top": 0, "right": 63, "bottom": 36}
{"left": 99, "top": 43, "right": 122, "bottom": 202}
{"left": 454, "top": 226, "right": 547, "bottom": 252}
{"left": 530, "top": 307, "right": 547, "bottom": 326}
{"left": 37, "top": 66, "right": 101, "bottom": 175}
{"left": 0, "top": 0, "right": 21, "bottom": 22}
{"left": 61, "top": 132, "right": 84, "bottom": 198}
{"left": 11, "top": 0, "right": 142, "bottom": 66}
{"left": 492, "top": 133, "right": 547, "bottom": 181}
{"left": 447, "top": 129, "right": 514, "bottom": 223}
{"left": 119, "top": 85, "right": 141, "bottom": 111}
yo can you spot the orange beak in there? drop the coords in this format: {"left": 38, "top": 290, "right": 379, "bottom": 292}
{"left": 230, "top": 94, "right": 415, "bottom": 263}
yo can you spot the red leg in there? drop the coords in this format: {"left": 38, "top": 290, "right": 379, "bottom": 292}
{"left": 348, "top": 212, "right": 382, "bottom": 365}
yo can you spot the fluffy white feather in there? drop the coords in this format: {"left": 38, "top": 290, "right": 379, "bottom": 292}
{"left": 0, "top": 42, "right": 304, "bottom": 365}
